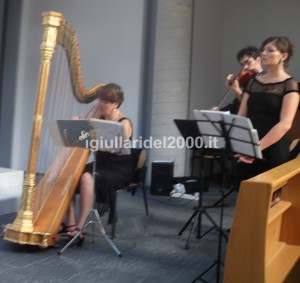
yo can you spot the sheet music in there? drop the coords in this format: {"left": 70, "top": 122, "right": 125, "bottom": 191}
{"left": 193, "top": 109, "right": 262, "bottom": 159}
{"left": 50, "top": 119, "right": 130, "bottom": 155}
{"left": 192, "top": 110, "right": 225, "bottom": 148}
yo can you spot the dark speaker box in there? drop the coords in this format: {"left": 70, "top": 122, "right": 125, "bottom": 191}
{"left": 151, "top": 162, "right": 174, "bottom": 196}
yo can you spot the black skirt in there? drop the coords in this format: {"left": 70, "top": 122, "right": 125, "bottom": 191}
{"left": 83, "top": 151, "right": 134, "bottom": 204}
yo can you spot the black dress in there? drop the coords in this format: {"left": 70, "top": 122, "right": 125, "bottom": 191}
{"left": 220, "top": 98, "right": 240, "bottom": 114}
{"left": 237, "top": 77, "right": 299, "bottom": 181}
{"left": 84, "top": 117, "right": 134, "bottom": 210}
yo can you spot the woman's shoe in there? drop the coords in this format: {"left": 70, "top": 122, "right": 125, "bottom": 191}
{"left": 58, "top": 224, "right": 77, "bottom": 235}
{"left": 67, "top": 226, "right": 85, "bottom": 247}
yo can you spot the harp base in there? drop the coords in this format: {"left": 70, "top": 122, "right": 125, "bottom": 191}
{"left": 3, "top": 224, "right": 53, "bottom": 248}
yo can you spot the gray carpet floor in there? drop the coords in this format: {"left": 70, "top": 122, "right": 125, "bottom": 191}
{"left": 0, "top": 188, "right": 236, "bottom": 283}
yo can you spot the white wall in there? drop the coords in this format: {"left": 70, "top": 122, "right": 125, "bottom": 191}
{"left": 11, "top": 0, "right": 146, "bottom": 170}
{"left": 189, "top": 0, "right": 225, "bottom": 114}
{"left": 148, "top": 0, "right": 193, "bottom": 176}
{"left": 0, "top": 0, "right": 22, "bottom": 168}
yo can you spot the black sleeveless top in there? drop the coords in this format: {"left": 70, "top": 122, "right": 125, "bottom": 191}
{"left": 81, "top": 117, "right": 135, "bottom": 204}
{"left": 244, "top": 77, "right": 299, "bottom": 167}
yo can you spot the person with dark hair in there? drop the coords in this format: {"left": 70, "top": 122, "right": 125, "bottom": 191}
{"left": 219, "top": 46, "right": 263, "bottom": 113}
{"left": 229, "top": 46, "right": 262, "bottom": 97}
{"left": 236, "top": 36, "right": 299, "bottom": 181}
{"left": 64, "top": 83, "right": 134, "bottom": 241}
{"left": 236, "top": 46, "right": 261, "bottom": 62}
{"left": 96, "top": 82, "right": 124, "bottom": 108}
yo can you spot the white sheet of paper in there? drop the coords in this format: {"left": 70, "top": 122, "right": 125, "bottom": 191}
{"left": 50, "top": 119, "right": 130, "bottom": 155}
{"left": 193, "top": 109, "right": 262, "bottom": 158}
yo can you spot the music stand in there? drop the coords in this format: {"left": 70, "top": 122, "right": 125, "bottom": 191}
{"left": 174, "top": 119, "right": 203, "bottom": 176}
{"left": 191, "top": 109, "right": 262, "bottom": 283}
{"left": 51, "top": 119, "right": 127, "bottom": 256}
{"left": 174, "top": 119, "right": 226, "bottom": 248}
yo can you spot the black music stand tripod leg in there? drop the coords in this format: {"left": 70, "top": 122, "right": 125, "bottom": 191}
{"left": 178, "top": 176, "right": 228, "bottom": 247}
{"left": 178, "top": 209, "right": 198, "bottom": 236}
{"left": 192, "top": 175, "right": 226, "bottom": 283}
{"left": 190, "top": 115, "right": 229, "bottom": 283}
{"left": 184, "top": 210, "right": 200, "bottom": 250}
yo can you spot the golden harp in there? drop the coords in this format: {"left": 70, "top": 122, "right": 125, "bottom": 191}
{"left": 4, "top": 11, "right": 104, "bottom": 247}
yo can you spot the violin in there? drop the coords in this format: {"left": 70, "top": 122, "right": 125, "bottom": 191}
{"left": 217, "top": 69, "right": 257, "bottom": 110}
{"left": 228, "top": 69, "right": 257, "bottom": 88}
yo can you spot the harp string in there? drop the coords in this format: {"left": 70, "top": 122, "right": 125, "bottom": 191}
{"left": 35, "top": 44, "right": 96, "bottom": 213}
{"left": 38, "top": 46, "right": 90, "bottom": 174}
{"left": 34, "top": 46, "right": 66, "bottom": 211}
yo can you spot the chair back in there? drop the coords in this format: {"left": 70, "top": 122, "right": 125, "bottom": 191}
{"left": 137, "top": 149, "right": 146, "bottom": 169}
{"left": 130, "top": 148, "right": 147, "bottom": 183}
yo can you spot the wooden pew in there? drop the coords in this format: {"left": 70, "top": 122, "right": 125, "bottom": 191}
{"left": 224, "top": 157, "right": 300, "bottom": 283}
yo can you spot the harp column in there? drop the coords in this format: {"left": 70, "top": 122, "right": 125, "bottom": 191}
{"left": 5, "top": 12, "right": 63, "bottom": 235}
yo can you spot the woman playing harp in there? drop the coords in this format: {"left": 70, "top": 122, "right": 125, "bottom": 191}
{"left": 63, "top": 83, "right": 134, "bottom": 243}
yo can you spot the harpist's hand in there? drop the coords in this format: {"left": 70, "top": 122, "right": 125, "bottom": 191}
{"left": 72, "top": 115, "right": 80, "bottom": 120}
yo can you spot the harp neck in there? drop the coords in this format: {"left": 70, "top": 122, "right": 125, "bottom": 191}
{"left": 44, "top": 11, "right": 105, "bottom": 103}
{"left": 57, "top": 17, "right": 105, "bottom": 103}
